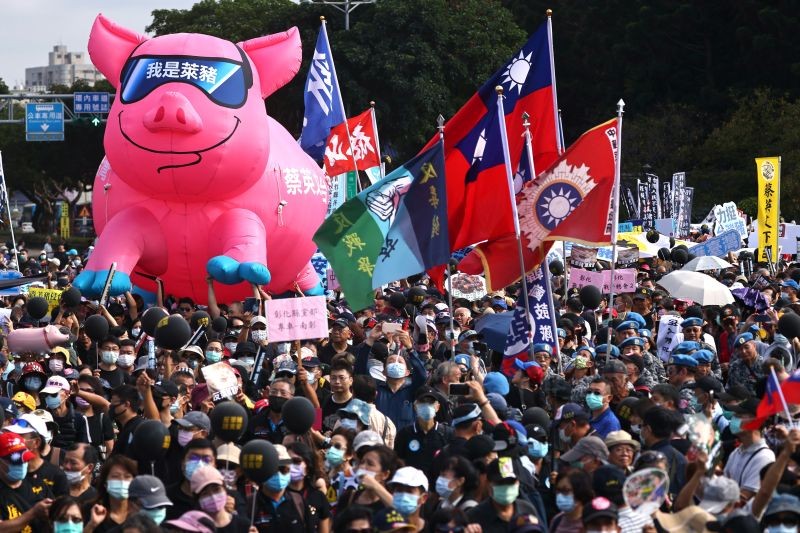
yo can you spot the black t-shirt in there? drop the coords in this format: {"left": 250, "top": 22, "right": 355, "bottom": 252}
{"left": 99, "top": 367, "right": 127, "bottom": 389}
{"left": 165, "top": 482, "right": 198, "bottom": 520}
{"left": 506, "top": 385, "right": 545, "bottom": 412}
{"left": 218, "top": 512, "right": 253, "bottom": 533}
{"left": 251, "top": 489, "right": 311, "bottom": 533}
{"left": 321, "top": 394, "right": 353, "bottom": 430}
{"left": 0, "top": 478, "right": 48, "bottom": 533}
{"left": 85, "top": 410, "right": 115, "bottom": 450}
{"left": 286, "top": 487, "right": 332, "bottom": 531}
{"left": 395, "top": 422, "right": 454, "bottom": 479}
{"left": 317, "top": 344, "right": 349, "bottom": 366}
{"left": 75, "top": 485, "right": 98, "bottom": 506}
{"left": 27, "top": 460, "right": 65, "bottom": 498}
{"left": 111, "top": 415, "right": 144, "bottom": 457}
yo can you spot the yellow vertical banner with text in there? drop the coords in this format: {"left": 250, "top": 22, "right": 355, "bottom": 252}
{"left": 756, "top": 156, "right": 781, "bottom": 263}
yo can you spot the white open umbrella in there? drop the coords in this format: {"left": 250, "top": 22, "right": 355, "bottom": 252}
{"left": 657, "top": 271, "right": 734, "bottom": 306}
{"left": 682, "top": 255, "right": 734, "bottom": 272}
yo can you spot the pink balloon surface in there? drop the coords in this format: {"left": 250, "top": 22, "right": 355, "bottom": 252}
{"left": 78, "top": 14, "right": 328, "bottom": 303}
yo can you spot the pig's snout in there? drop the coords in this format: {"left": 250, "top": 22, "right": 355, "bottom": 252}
{"left": 143, "top": 92, "right": 203, "bottom": 134}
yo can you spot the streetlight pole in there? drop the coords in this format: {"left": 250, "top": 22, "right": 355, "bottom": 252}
{"left": 305, "top": 0, "right": 376, "bottom": 30}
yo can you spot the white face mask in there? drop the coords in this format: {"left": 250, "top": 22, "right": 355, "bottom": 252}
{"left": 49, "top": 359, "right": 64, "bottom": 372}
{"left": 131, "top": 327, "right": 141, "bottom": 338}
{"left": 117, "top": 354, "right": 135, "bottom": 368}
{"left": 224, "top": 342, "right": 238, "bottom": 353}
{"left": 251, "top": 330, "right": 268, "bottom": 343}
{"left": 101, "top": 351, "right": 118, "bottom": 365}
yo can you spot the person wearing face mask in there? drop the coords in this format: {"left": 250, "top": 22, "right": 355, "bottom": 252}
{"left": 17, "top": 362, "right": 47, "bottom": 404}
{"left": 48, "top": 496, "right": 87, "bottom": 533}
{"left": 221, "top": 332, "right": 240, "bottom": 359}
{"left": 246, "top": 378, "right": 294, "bottom": 443}
{"left": 723, "top": 397, "right": 775, "bottom": 504}
{"left": 128, "top": 475, "right": 173, "bottom": 526}
{"left": 47, "top": 347, "right": 71, "bottom": 377}
{"left": 165, "top": 439, "right": 217, "bottom": 520}
{"left": 190, "top": 466, "right": 251, "bottom": 533}
{"left": 356, "top": 324, "right": 428, "bottom": 430}
{"left": 41, "top": 376, "right": 89, "bottom": 449}
{"left": 6, "top": 413, "right": 65, "bottom": 498}
{"left": 585, "top": 377, "right": 621, "bottom": 439}
{"left": 639, "top": 406, "right": 687, "bottom": 500}
{"left": 117, "top": 340, "right": 138, "bottom": 377}
{"left": 96, "top": 336, "right": 127, "bottom": 389}
{"left": 555, "top": 403, "right": 595, "bottom": 450}
{"left": 338, "top": 444, "right": 397, "bottom": 513}
{"left": 74, "top": 375, "right": 115, "bottom": 458}
{"left": 174, "top": 411, "right": 211, "bottom": 448}
{"left": 387, "top": 467, "right": 429, "bottom": 529}
{"left": 395, "top": 387, "right": 454, "bottom": 479}
{"left": 337, "top": 398, "right": 372, "bottom": 433}
{"left": 63, "top": 443, "right": 99, "bottom": 504}
{"left": 0, "top": 432, "right": 53, "bottom": 532}
{"left": 549, "top": 469, "right": 593, "bottom": 533}
{"left": 286, "top": 442, "right": 332, "bottom": 532}
{"left": 467, "top": 457, "right": 542, "bottom": 533}
{"left": 433, "top": 455, "right": 480, "bottom": 513}
{"left": 108, "top": 385, "right": 144, "bottom": 458}
{"left": 250, "top": 444, "right": 312, "bottom": 531}
{"left": 249, "top": 316, "right": 270, "bottom": 347}
{"left": 94, "top": 454, "right": 138, "bottom": 532}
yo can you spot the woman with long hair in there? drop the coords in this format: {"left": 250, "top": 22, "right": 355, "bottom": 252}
{"left": 287, "top": 441, "right": 332, "bottom": 533}
{"left": 336, "top": 445, "right": 398, "bottom": 513}
{"left": 87, "top": 454, "right": 137, "bottom": 533}
{"left": 433, "top": 456, "right": 480, "bottom": 513}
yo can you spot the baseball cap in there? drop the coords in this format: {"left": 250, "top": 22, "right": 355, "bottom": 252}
{"left": 592, "top": 464, "right": 626, "bottom": 499}
{"left": 451, "top": 403, "right": 481, "bottom": 426}
{"left": 681, "top": 317, "right": 703, "bottom": 328}
{"left": 594, "top": 344, "right": 620, "bottom": 358}
{"left": 21, "top": 362, "right": 46, "bottom": 376}
{"left": 388, "top": 466, "right": 428, "bottom": 491}
{"left": 372, "top": 508, "right": 415, "bottom": 533}
{"left": 764, "top": 493, "right": 800, "bottom": 519}
{"left": 414, "top": 386, "right": 439, "bottom": 403}
{"left": 216, "top": 443, "right": 240, "bottom": 465}
{"left": 175, "top": 411, "right": 211, "bottom": 432}
{"left": 532, "top": 343, "right": 551, "bottom": 354}
{"left": 274, "top": 444, "right": 292, "bottom": 466}
{"left": 164, "top": 511, "right": 216, "bottom": 533}
{"left": 514, "top": 359, "right": 544, "bottom": 384}
{"left": 353, "top": 430, "right": 384, "bottom": 452}
{"left": 492, "top": 422, "right": 520, "bottom": 451}
{"left": 5, "top": 413, "right": 49, "bottom": 441}
{"left": 560, "top": 436, "right": 609, "bottom": 463}
{"left": 331, "top": 319, "right": 349, "bottom": 329}
{"left": 275, "top": 360, "right": 298, "bottom": 375}
{"left": 180, "top": 345, "right": 204, "bottom": 359}
{"left": 486, "top": 393, "right": 507, "bottom": 416}
{"left": 555, "top": 403, "right": 589, "bottom": 423}
{"left": 458, "top": 329, "right": 481, "bottom": 343}
{"left": 615, "top": 320, "right": 639, "bottom": 332}
{"left": 698, "top": 476, "right": 740, "bottom": 514}
{"left": 129, "top": 475, "right": 172, "bottom": 509}
{"left": 582, "top": 496, "right": 618, "bottom": 524}
{"left": 250, "top": 316, "right": 267, "bottom": 327}
{"left": 618, "top": 337, "right": 644, "bottom": 350}
{"left": 338, "top": 398, "right": 371, "bottom": 426}
{"left": 692, "top": 349, "right": 714, "bottom": 364}
{"left": 486, "top": 456, "right": 517, "bottom": 483}
{"left": 716, "top": 384, "right": 753, "bottom": 402}
{"left": 782, "top": 280, "right": 800, "bottom": 290}
{"left": 11, "top": 392, "right": 35, "bottom": 413}
{"left": 41, "top": 376, "right": 70, "bottom": 395}
{"left": 734, "top": 332, "right": 754, "bottom": 347}
{"left": 0, "top": 433, "right": 34, "bottom": 463}
{"left": 465, "top": 434, "right": 495, "bottom": 460}
{"left": 190, "top": 466, "right": 224, "bottom": 495}
{"left": 483, "top": 371, "right": 510, "bottom": 395}
{"left": 632, "top": 287, "right": 652, "bottom": 299}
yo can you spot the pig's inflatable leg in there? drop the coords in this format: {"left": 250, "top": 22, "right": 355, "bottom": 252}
{"left": 74, "top": 208, "right": 167, "bottom": 296}
{"left": 296, "top": 261, "right": 325, "bottom": 296}
{"left": 207, "top": 209, "right": 271, "bottom": 285}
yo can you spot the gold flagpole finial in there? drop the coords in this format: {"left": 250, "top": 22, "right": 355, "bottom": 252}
{"left": 495, "top": 85, "right": 504, "bottom": 95}
{"left": 370, "top": 101, "right": 375, "bottom": 108}
{"left": 546, "top": 9, "right": 553, "bottom": 17}
{"left": 320, "top": 15, "right": 326, "bottom": 22}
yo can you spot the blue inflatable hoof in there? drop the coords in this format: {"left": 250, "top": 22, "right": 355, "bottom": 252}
{"left": 90, "top": 270, "right": 132, "bottom": 296}
{"left": 207, "top": 256, "right": 242, "bottom": 285}
{"left": 303, "top": 281, "right": 325, "bottom": 296}
{"left": 239, "top": 262, "right": 271, "bottom": 285}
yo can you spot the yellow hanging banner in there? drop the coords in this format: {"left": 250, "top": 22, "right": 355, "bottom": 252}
{"left": 756, "top": 156, "right": 780, "bottom": 263}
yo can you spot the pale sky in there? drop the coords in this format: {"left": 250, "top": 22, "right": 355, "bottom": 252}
{"left": 1, "top": 0, "right": 198, "bottom": 88}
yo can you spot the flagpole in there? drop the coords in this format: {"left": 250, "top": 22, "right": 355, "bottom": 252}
{"left": 438, "top": 114, "right": 457, "bottom": 360}
{"left": 558, "top": 108, "right": 566, "bottom": 153}
{"left": 321, "top": 16, "right": 360, "bottom": 191}
{"left": 771, "top": 367, "right": 796, "bottom": 429}
{"left": 604, "top": 99, "right": 625, "bottom": 361}
{"left": 370, "top": 101, "right": 384, "bottom": 179}
{"left": 496, "top": 87, "right": 533, "bottom": 358}
{"left": 546, "top": 9, "right": 563, "bottom": 154}
{"left": 0, "top": 152, "right": 19, "bottom": 270}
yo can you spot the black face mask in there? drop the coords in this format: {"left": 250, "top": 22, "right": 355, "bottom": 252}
{"left": 268, "top": 396, "right": 287, "bottom": 413}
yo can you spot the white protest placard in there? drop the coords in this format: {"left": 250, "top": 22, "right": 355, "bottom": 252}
{"left": 713, "top": 202, "right": 747, "bottom": 239}
{"left": 656, "top": 315, "right": 682, "bottom": 362}
{"left": 201, "top": 362, "right": 240, "bottom": 402}
{"left": 568, "top": 268, "right": 603, "bottom": 289}
{"left": 266, "top": 296, "right": 328, "bottom": 342}
{"left": 326, "top": 268, "right": 340, "bottom": 290}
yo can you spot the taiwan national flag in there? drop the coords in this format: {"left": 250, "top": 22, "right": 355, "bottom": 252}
{"left": 782, "top": 369, "right": 800, "bottom": 404}
{"left": 744, "top": 370, "right": 784, "bottom": 430}
{"left": 324, "top": 108, "right": 380, "bottom": 177}
{"left": 426, "top": 21, "right": 559, "bottom": 288}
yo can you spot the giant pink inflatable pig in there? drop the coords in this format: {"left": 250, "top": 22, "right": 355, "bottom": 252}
{"left": 73, "top": 14, "right": 328, "bottom": 304}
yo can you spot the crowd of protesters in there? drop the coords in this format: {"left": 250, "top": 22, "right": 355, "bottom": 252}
{"left": 1, "top": 235, "right": 800, "bottom": 533}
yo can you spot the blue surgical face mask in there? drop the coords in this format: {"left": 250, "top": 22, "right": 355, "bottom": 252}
{"left": 183, "top": 459, "right": 205, "bottom": 481}
{"left": 585, "top": 392, "right": 604, "bottom": 410}
{"left": 527, "top": 439, "right": 549, "bottom": 459}
{"left": 765, "top": 526, "right": 798, "bottom": 533}
{"left": 721, "top": 409, "right": 734, "bottom": 420}
{"left": 392, "top": 491, "right": 420, "bottom": 515}
{"left": 142, "top": 507, "right": 167, "bottom": 525}
{"left": 205, "top": 350, "right": 222, "bottom": 364}
{"left": 24, "top": 376, "right": 42, "bottom": 391}
{"left": 729, "top": 415, "right": 742, "bottom": 435}
{"left": 170, "top": 400, "right": 180, "bottom": 416}
{"left": 106, "top": 479, "right": 130, "bottom": 499}
{"left": 386, "top": 362, "right": 407, "bottom": 379}
{"left": 6, "top": 462, "right": 28, "bottom": 481}
{"left": 435, "top": 476, "right": 454, "bottom": 498}
{"left": 264, "top": 471, "right": 291, "bottom": 492}
{"left": 53, "top": 521, "right": 83, "bottom": 533}
{"left": 339, "top": 418, "right": 358, "bottom": 430}
{"left": 45, "top": 395, "right": 62, "bottom": 410}
{"left": 556, "top": 492, "right": 575, "bottom": 512}
{"left": 416, "top": 403, "right": 436, "bottom": 421}
{"left": 325, "top": 447, "right": 345, "bottom": 467}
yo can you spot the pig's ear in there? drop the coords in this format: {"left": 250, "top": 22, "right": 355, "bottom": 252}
{"left": 88, "top": 14, "right": 147, "bottom": 88}
{"left": 239, "top": 27, "right": 302, "bottom": 99}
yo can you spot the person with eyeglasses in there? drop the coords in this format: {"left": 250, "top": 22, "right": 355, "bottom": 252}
{"left": 165, "top": 439, "right": 217, "bottom": 521}
{"left": 177, "top": 298, "right": 196, "bottom": 320}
